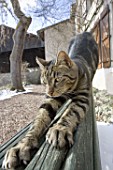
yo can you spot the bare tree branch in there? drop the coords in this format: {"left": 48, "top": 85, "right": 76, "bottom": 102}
{"left": 10, "top": 0, "right": 25, "bottom": 19}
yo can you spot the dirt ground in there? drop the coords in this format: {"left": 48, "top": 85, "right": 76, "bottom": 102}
{"left": 0, "top": 85, "right": 45, "bottom": 145}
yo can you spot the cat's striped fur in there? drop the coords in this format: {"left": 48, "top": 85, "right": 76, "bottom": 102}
{"left": 2, "top": 32, "right": 98, "bottom": 169}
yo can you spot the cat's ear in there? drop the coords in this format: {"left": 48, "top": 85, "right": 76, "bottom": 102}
{"left": 56, "top": 51, "right": 72, "bottom": 67}
{"left": 36, "top": 57, "right": 48, "bottom": 70}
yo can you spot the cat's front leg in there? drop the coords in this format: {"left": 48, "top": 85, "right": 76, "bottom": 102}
{"left": 46, "top": 124, "right": 74, "bottom": 148}
{"left": 2, "top": 97, "right": 63, "bottom": 169}
{"left": 46, "top": 101, "right": 87, "bottom": 148}
{"left": 2, "top": 102, "right": 57, "bottom": 169}
{"left": 2, "top": 138, "right": 37, "bottom": 169}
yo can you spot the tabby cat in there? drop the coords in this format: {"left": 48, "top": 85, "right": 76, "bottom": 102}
{"left": 2, "top": 32, "right": 98, "bottom": 169}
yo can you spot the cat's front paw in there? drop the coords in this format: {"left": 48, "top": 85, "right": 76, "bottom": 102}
{"left": 2, "top": 142, "right": 32, "bottom": 169}
{"left": 46, "top": 124, "right": 74, "bottom": 148}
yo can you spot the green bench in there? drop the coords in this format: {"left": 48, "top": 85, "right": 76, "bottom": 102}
{"left": 0, "top": 93, "right": 102, "bottom": 170}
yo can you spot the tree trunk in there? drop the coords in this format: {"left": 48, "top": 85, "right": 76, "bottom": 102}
{"left": 10, "top": 0, "right": 32, "bottom": 91}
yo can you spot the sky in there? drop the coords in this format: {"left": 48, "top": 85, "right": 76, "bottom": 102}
{"left": 0, "top": 0, "right": 74, "bottom": 35}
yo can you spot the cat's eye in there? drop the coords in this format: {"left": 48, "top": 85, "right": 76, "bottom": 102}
{"left": 55, "top": 78, "right": 59, "bottom": 82}
{"left": 55, "top": 77, "right": 61, "bottom": 83}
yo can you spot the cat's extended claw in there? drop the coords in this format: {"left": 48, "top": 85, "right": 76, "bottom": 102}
{"left": 2, "top": 144, "right": 32, "bottom": 169}
{"left": 2, "top": 147, "right": 19, "bottom": 169}
{"left": 46, "top": 124, "right": 74, "bottom": 148}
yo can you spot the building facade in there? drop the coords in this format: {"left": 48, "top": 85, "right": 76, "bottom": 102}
{"left": 75, "top": 0, "right": 113, "bottom": 94}
{"left": 0, "top": 25, "right": 45, "bottom": 73}
{"left": 38, "top": 19, "right": 75, "bottom": 61}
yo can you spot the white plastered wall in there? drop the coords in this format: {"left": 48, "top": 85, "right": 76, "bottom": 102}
{"left": 85, "top": 0, "right": 113, "bottom": 94}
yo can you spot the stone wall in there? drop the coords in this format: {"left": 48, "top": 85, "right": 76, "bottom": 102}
{"left": 0, "top": 73, "right": 11, "bottom": 87}
{"left": 44, "top": 19, "right": 75, "bottom": 61}
{"left": 25, "top": 68, "right": 41, "bottom": 85}
{"left": 0, "top": 69, "right": 41, "bottom": 87}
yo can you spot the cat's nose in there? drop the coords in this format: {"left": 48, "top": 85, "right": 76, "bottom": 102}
{"left": 48, "top": 88, "right": 54, "bottom": 96}
{"left": 49, "top": 90, "right": 54, "bottom": 96}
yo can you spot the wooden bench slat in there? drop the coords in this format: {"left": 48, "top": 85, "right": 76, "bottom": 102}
{"left": 0, "top": 123, "right": 31, "bottom": 153}
{"left": 0, "top": 123, "right": 31, "bottom": 168}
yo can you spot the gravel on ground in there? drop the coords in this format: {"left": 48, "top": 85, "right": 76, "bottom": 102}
{"left": 0, "top": 85, "right": 45, "bottom": 145}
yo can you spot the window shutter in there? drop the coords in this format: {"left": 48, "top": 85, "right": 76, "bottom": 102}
{"left": 100, "top": 8, "right": 110, "bottom": 68}
{"left": 92, "top": 24, "right": 102, "bottom": 69}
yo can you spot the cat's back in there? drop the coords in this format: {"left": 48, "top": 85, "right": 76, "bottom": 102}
{"left": 68, "top": 32, "right": 98, "bottom": 61}
{"left": 68, "top": 32, "right": 99, "bottom": 79}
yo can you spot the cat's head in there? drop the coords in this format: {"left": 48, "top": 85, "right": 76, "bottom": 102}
{"left": 36, "top": 51, "right": 78, "bottom": 97}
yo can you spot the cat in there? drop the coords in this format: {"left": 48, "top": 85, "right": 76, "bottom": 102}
{"left": 2, "top": 32, "right": 98, "bottom": 169}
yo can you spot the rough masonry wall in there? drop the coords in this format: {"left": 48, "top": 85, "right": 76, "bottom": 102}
{"left": 44, "top": 20, "right": 75, "bottom": 61}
